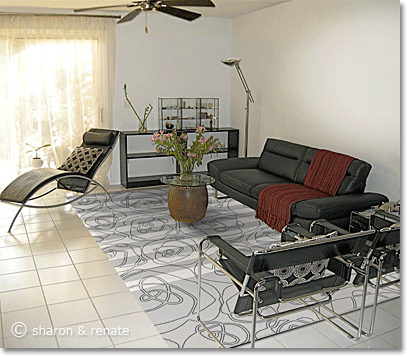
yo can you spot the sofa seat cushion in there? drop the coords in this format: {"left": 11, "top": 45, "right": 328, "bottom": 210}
{"left": 291, "top": 193, "right": 388, "bottom": 220}
{"left": 219, "top": 169, "right": 290, "bottom": 197}
{"left": 251, "top": 182, "right": 290, "bottom": 199}
{"left": 292, "top": 198, "right": 344, "bottom": 220}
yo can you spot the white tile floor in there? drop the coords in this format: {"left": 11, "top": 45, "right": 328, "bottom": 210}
{"left": 0, "top": 185, "right": 401, "bottom": 349}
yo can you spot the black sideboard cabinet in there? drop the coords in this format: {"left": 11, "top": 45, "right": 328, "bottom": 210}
{"left": 120, "top": 128, "right": 239, "bottom": 188}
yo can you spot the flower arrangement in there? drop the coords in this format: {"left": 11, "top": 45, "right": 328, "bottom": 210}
{"left": 151, "top": 126, "right": 224, "bottom": 181}
{"left": 123, "top": 84, "right": 153, "bottom": 133}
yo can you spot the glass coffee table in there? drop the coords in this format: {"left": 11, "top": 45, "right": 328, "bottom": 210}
{"left": 160, "top": 174, "right": 215, "bottom": 223}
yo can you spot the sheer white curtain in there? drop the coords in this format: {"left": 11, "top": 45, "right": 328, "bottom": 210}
{"left": 0, "top": 14, "right": 116, "bottom": 188}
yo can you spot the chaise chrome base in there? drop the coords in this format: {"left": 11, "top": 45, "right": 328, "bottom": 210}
{"left": 2, "top": 175, "right": 111, "bottom": 233}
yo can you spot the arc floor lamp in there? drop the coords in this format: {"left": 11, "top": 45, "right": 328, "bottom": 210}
{"left": 221, "top": 58, "right": 254, "bottom": 157}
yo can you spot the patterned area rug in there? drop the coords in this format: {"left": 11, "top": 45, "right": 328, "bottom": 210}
{"left": 72, "top": 187, "right": 399, "bottom": 348}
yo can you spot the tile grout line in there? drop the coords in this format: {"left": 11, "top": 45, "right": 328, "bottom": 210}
{"left": 54, "top": 203, "right": 117, "bottom": 348}
{"left": 1, "top": 303, "right": 4, "bottom": 348}
{"left": 376, "top": 327, "right": 400, "bottom": 348}
{"left": 23, "top": 216, "right": 61, "bottom": 348}
{"left": 67, "top": 198, "right": 163, "bottom": 348}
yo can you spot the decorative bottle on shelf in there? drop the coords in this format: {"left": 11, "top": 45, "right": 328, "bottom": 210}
{"left": 176, "top": 119, "right": 181, "bottom": 130}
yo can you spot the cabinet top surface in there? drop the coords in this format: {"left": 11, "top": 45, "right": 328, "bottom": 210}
{"left": 120, "top": 127, "right": 238, "bottom": 136}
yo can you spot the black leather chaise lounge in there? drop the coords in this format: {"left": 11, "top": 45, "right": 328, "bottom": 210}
{"left": 0, "top": 128, "right": 119, "bottom": 232}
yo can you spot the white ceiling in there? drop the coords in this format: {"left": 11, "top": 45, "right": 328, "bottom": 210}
{"left": 1, "top": 0, "right": 291, "bottom": 18}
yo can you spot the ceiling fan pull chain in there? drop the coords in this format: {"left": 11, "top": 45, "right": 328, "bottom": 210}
{"left": 145, "top": 11, "right": 149, "bottom": 34}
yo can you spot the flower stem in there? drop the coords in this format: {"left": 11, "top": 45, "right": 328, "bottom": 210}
{"left": 123, "top": 84, "right": 143, "bottom": 125}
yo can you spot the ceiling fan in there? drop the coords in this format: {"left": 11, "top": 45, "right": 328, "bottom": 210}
{"left": 74, "top": 1, "right": 216, "bottom": 29}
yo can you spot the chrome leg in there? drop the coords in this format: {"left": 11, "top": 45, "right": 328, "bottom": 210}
{"left": 214, "top": 189, "right": 229, "bottom": 200}
{"left": 307, "top": 290, "right": 369, "bottom": 340}
{"left": 197, "top": 240, "right": 203, "bottom": 318}
{"left": 251, "top": 282, "right": 262, "bottom": 348}
{"left": 196, "top": 238, "right": 224, "bottom": 348}
{"left": 354, "top": 262, "right": 370, "bottom": 340}
{"left": 368, "top": 256, "right": 385, "bottom": 336}
{"left": 8, "top": 205, "right": 25, "bottom": 233}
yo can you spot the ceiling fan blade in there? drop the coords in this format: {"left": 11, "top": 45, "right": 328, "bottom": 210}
{"left": 156, "top": 6, "right": 201, "bottom": 21}
{"left": 117, "top": 9, "right": 142, "bottom": 24}
{"left": 161, "top": 0, "right": 215, "bottom": 7}
{"left": 74, "top": 4, "right": 132, "bottom": 12}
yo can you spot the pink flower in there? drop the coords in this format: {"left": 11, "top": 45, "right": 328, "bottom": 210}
{"left": 151, "top": 132, "right": 161, "bottom": 141}
{"left": 187, "top": 153, "right": 197, "bottom": 157}
{"left": 198, "top": 137, "right": 208, "bottom": 144}
{"left": 196, "top": 126, "right": 206, "bottom": 133}
{"left": 208, "top": 146, "right": 214, "bottom": 151}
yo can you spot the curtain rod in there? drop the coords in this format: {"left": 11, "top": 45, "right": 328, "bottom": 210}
{"left": 0, "top": 12, "right": 122, "bottom": 19}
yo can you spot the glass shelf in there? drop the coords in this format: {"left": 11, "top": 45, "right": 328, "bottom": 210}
{"left": 159, "top": 98, "right": 219, "bottom": 131}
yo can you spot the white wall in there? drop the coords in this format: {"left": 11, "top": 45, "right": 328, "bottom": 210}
{"left": 230, "top": 0, "right": 400, "bottom": 200}
{"left": 110, "top": 14, "right": 232, "bottom": 184}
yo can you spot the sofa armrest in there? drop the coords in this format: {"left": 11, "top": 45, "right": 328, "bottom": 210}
{"left": 292, "top": 193, "right": 388, "bottom": 220}
{"left": 207, "top": 157, "right": 260, "bottom": 180}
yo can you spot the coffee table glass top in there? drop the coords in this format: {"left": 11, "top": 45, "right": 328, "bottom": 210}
{"left": 160, "top": 174, "right": 215, "bottom": 187}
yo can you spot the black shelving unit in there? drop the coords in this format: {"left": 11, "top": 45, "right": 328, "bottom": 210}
{"left": 119, "top": 128, "right": 239, "bottom": 188}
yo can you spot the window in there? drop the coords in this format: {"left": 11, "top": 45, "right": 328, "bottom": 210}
{"left": 0, "top": 15, "right": 115, "bottom": 186}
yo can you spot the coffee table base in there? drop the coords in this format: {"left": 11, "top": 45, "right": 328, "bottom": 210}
{"left": 167, "top": 185, "right": 208, "bottom": 223}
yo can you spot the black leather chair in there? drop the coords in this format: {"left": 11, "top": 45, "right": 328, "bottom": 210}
{"left": 0, "top": 128, "right": 119, "bottom": 232}
{"left": 197, "top": 229, "right": 375, "bottom": 348}
{"left": 346, "top": 223, "right": 400, "bottom": 336}
{"left": 291, "top": 218, "right": 400, "bottom": 337}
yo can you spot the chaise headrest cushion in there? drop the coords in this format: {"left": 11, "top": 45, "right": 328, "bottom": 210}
{"left": 83, "top": 131, "right": 113, "bottom": 146}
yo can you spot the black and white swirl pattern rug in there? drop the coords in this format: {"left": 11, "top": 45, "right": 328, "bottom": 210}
{"left": 72, "top": 187, "right": 399, "bottom": 348}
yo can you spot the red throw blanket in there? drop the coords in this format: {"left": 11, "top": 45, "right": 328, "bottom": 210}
{"left": 255, "top": 184, "right": 329, "bottom": 232}
{"left": 256, "top": 149, "right": 354, "bottom": 232}
{"left": 304, "top": 149, "right": 355, "bottom": 196}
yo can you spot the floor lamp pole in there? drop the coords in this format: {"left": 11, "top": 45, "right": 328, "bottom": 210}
{"left": 245, "top": 92, "right": 250, "bottom": 158}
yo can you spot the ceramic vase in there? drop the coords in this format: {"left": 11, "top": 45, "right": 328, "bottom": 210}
{"left": 31, "top": 158, "right": 43, "bottom": 168}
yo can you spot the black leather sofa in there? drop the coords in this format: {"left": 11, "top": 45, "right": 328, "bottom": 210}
{"left": 207, "top": 138, "right": 388, "bottom": 229}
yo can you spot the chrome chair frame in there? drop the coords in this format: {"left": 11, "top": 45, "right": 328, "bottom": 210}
{"left": 358, "top": 225, "right": 400, "bottom": 336}
{"left": 310, "top": 219, "right": 400, "bottom": 337}
{"left": 197, "top": 231, "right": 375, "bottom": 348}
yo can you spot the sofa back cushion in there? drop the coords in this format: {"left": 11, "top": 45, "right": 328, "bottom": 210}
{"left": 259, "top": 139, "right": 372, "bottom": 195}
{"left": 259, "top": 139, "right": 309, "bottom": 182}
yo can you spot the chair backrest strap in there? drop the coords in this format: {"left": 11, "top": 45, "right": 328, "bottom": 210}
{"left": 248, "top": 230, "right": 376, "bottom": 274}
